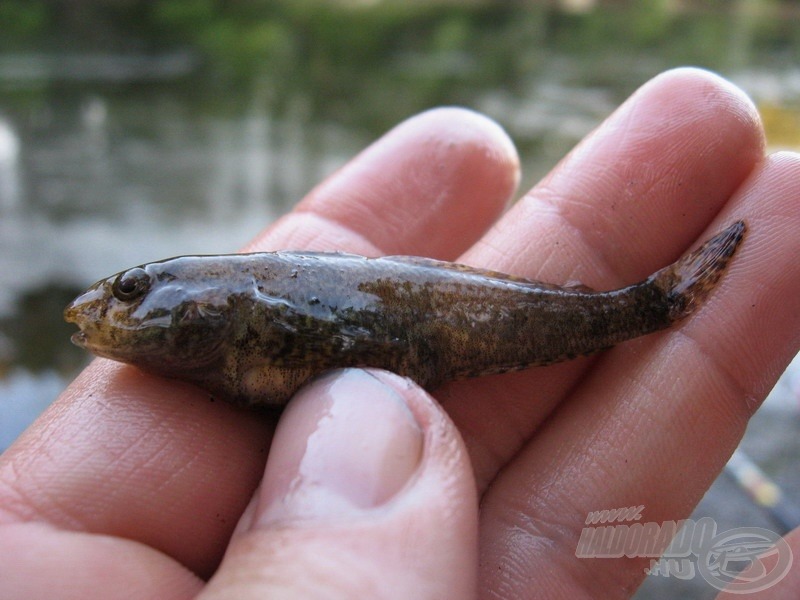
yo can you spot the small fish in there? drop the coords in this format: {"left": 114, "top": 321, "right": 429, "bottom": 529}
{"left": 65, "top": 221, "right": 746, "bottom": 406}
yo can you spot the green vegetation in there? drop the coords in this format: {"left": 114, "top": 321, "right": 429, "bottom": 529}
{"left": 2, "top": 1, "right": 799, "bottom": 134}
{"left": 0, "top": 1, "right": 49, "bottom": 46}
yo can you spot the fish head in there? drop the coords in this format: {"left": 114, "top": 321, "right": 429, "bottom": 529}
{"left": 65, "top": 257, "right": 233, "bottom": 373}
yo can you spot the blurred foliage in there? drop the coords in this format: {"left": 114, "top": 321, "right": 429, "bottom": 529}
{"left": 2, "top": 1, "right": 800, "bottom": 134}
{"left": 0, "top": 1, "right": 49, "bottom": 45}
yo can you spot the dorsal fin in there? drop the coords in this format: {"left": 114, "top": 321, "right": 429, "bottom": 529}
{"left": 380, "top": 255, "right": 596, "bottom": 292}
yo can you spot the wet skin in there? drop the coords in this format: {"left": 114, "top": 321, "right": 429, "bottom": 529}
{"left": 65, "top": 221, "right": 746, "bottom": 407}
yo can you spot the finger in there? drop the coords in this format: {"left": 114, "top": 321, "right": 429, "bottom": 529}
{"left": 436, "top": 67, "right": 766, "bottom": 488}
{"left": 0, "top": 523, "right": 201, "bottom": 600}
{"left": 0, "top": 360, "right": 272, "bottom": 579}
{"left": 246, "top": 106, "right": 519, "bottom": 258}
{"left": 479, "top": 154, "right": 800, "bottom": 596}
{"left": 0, "top": 108, "right": 517, "bottom": 577}
{"left": 200, "top": 370, "right": 478, "bottom": 600}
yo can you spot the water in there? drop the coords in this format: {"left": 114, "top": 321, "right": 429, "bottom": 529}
{"left": 1, "top": 4, "right": 799, "bottom": 596}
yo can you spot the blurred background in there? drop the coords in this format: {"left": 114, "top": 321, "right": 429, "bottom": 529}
{"left": 1, "top": 1, "right": 799, "bottom": 597}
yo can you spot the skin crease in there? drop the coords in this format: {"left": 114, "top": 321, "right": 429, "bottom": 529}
{"left": 0, "top": 68, "right": 799, "bottom": 599}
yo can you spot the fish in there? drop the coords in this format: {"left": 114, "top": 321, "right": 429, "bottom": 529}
{"left": 64, "top": 221, "right": 746, "bottom": 407}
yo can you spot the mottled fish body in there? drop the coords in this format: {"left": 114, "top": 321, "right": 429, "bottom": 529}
{"left": 65, "top": 221, "right": 746, "bottom": 406}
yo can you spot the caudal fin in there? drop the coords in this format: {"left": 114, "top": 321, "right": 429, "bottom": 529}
{"left": 653, "top": 220, "right": 747, "bottom": 321}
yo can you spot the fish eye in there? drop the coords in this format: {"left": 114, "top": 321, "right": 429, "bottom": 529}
{"left": 112, "top": 268, "right": 151, "bottom": 301}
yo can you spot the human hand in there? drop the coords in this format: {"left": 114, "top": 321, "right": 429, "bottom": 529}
{"left": 2, "top": 68, "right": 799, "bottom": 599}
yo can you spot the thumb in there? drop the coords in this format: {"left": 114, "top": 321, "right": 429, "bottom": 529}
{"left": 200, "top": 369, "right": 478, "bottom": 600}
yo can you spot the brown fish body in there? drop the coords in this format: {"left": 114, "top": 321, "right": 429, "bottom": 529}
{"left": 65, "top": 221, "right": 746, "bottom": 406}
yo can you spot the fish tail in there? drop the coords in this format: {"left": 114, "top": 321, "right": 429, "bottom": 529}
{"left": 653, "top": 220, "right": 746, "bottom": 321}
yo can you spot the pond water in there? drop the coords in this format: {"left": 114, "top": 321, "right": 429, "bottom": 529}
{"left": 1, "top": 6, "right": 800, "bottom": 595}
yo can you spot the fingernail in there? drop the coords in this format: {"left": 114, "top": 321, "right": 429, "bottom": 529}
{"left": 255, "top": 369, "right": 423, "bottom": 525}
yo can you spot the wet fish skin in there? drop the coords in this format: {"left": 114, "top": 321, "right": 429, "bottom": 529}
{"left": 64, "top": 221, "right": 746, "bottom": 407}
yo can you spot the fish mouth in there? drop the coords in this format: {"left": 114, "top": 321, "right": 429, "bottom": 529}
{"left": 64, "top": 301, "right": 90, "bottom": 348}
{"left": 67, "top": 322, "right": 119, "bottom": 359}
{"left": 70, "top": 330, "right": 89, "bottom": 349}
{"left": 64, "top": 297, "right": 106, "bottom": 352}
{"left": 67, "top": 321, "right": 102, "bottom": 352}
